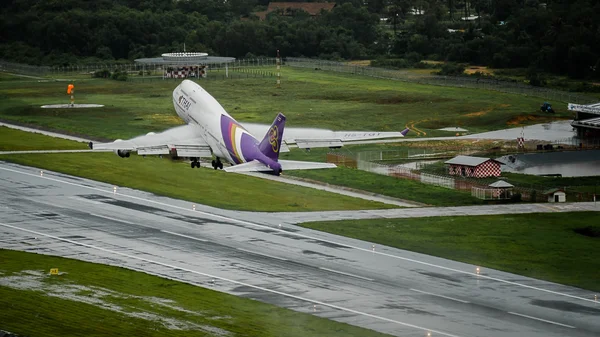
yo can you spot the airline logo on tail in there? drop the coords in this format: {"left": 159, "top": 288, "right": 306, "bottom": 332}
{"left": 269, "top": 125, "right": 279, "bottom": 153}
{"left": 258, "top": 113, "right": 286, "bottom": 161}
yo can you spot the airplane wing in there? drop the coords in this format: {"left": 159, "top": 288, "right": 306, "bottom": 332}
{"left": 90, "top": 124, "right": 212, "bottom": 158}
{"left": 223, "top": 160, "right": 336, "bottom": 173}
{"left": 241, "top": 122, "right": 409, "bottom": 149}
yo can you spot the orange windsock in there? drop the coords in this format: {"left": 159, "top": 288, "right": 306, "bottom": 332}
{"left": 67, "top": 84, "right": 74, "bottom": 94}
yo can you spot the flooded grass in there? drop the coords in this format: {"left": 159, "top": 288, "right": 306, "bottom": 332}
{"left": 0, "top": 249, "right": 393, "bottom": 337}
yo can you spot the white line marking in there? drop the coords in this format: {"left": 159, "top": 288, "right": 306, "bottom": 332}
{"left": 508, "top": 312, "right": 576, "bottom": 329}
{"left": 319, "top": 267, "right": 374, "bottom": 281}
{"left": 410, "top": 288, "right": 470, "bottom": 304}
{"left": 0, "top": 222, "right": 461, "bottom": 337}
{"left": 89, "top": 213, "right": 135, "bottom": 225}
{"left": 237, "top": 248, "right": 288, "bottom": 261}
{"left": 162, "top": 230, "right": 208, "bottom": 242}
{"left": 0, "top": 165, "right": 596, "bottom": 304}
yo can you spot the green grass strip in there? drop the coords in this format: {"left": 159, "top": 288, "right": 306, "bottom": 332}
{"left": 0, "top": 249, "right": 392, "bottom": 337}
{"left": 299, "top": 212, "right": 600, "bottom": 292}
{"left": 288, "top": 166, "right": 484, "bottom": 206}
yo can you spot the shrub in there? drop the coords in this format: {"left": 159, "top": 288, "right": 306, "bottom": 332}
{"left": 93, "top": 69, "right": 110, "bottom": 78}
{"left": 111, "top": 69, "right": 128, "bottom": 81}
{"left": 437, "top": 62, "right": 466, "bottom": 76}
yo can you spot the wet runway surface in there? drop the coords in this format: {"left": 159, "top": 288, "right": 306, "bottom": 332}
{"left": 1, "top": 162, "right": 599, "bottom": 337}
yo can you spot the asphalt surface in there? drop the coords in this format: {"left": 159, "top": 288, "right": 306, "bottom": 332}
{"left": 1, "top": 161, "right": 599, "bottom": 337}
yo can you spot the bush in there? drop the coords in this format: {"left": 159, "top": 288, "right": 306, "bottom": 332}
{"left": 111, "top": 69, "right": 128, "bottom": 81}
{"left": 93, "top": 69, "right": 110, "bottom": 78}
{"left": 371, "top": 58, "right": 410, "bottom": 69}
{"left": 526, "top": 67, "right": 547, "bottom": 87}
{"left": 510, "top": 193, "right": 522, "bottom": 202}
{"left": 437, "top": 62, "right": 466, "bottom": 76}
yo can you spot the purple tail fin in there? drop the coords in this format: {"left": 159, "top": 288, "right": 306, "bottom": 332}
{"left": 401, "top": 128, "right": 410, "bottom": 136}
{"left": 258, "top": 113, "right": 286, "bottom": 161}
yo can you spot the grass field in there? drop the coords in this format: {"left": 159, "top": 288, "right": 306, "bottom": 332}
{"left": 0, "top": 249, "right": 393, "bottom": 337}
{"left": 287, "top": 166, "right": 484, "bottom": 206}
{"left": 299, "top": 213, "right": 600, "bottom": 292}
{"left": 0, "top": 126, "right": 87, "bottom": 151}
{"left": 0, "top": 66, "right": 568, "bottom": 141}
{"left": 0, "top": 128, "right": 393, "bottom": 212}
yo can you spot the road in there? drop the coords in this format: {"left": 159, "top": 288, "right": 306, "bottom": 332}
{"left": 1, "top": 162, "right": 599, "bottom": 337}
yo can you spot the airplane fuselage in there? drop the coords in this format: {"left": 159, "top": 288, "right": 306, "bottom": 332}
{"left": 172, "top": 80, "right": 281, "bottom": 172}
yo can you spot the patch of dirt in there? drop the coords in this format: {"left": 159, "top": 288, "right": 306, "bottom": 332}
{"left": 420, "top": 60, "right": 444, "bottom": 65}
{"left": 345, "top": 60, "right": 371, "bottom": 66}
{"left": 506, "top": 114, "right": 561, "bottom": 126}
{"left": 465, "top": 66, "right": 494, "bottom": 75}
{"left": 464, "top": 110, "right": 487, "bottom": 117}
{"left": 463, "top": 104, "right": 511, "bottom": 117}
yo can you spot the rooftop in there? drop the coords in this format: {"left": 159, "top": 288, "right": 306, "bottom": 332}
{"left": 445, "top": 155, "right": 503, "bottom": 167}
{"left": 488, "top": 180, "right": 514, "bottom": 188}
{"left": 134, "top": 52, "right": 235, "bottom": 65}
{"left": 568, "top": 102, "right": 600, "bottom": 115}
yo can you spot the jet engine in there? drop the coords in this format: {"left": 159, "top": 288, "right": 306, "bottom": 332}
{"left": 114, "top": 149, "right": 130, "bottom": 158}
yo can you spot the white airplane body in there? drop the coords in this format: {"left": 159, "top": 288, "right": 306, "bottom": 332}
{"left": 91, "top": 80, "right": 409, "bottom": 174}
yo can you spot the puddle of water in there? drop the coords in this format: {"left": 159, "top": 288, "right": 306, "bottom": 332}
{"left": 498, "top": 150, "right": 600, "bottom": 177}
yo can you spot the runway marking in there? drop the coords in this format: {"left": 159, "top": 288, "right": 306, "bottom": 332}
{"left": 162, "top": 230, "right": 209, "bottom": 242}
{"left": 237, "top": 248, "right": 288, "bottom": 261}
{"left": 1, "top": 165, "right": 597, "bottom": 304}
{"left": 410, "top": 288, "right": 470, "bottom": 304}
{"left": 0, "top": 222, "right": 461, "bottom": 337}
{"left": 319, "top": 267, "right": 374, "bottom": 281}
{"left": 89, "top": 213, "right": 135, "bottom": 225}
{"left": 508, "top": 312, "right": 576, "bottom": 329}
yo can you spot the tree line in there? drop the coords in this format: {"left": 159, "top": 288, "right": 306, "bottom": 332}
{"left": 1, "top": 0, "right": 598, "bottom": 80}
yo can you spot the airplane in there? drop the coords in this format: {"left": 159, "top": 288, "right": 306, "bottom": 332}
{"left": 89, "top": 79, "right": 410, "bottom": 175}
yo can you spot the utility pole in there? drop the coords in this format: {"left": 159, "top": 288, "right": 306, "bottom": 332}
{"left": 276, "top": 49, "right": 281, "bottom": 88}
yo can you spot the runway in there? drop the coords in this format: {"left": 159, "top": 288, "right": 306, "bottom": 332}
{"left": 1, "top": 162, "right": 599, "bottom": 337}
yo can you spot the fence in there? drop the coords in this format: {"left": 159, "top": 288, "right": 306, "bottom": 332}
{"left": 127, "top": 68, "right": 276, "bottom": 82}
{"left": 2, "top": 56, "right": 598, "bottom": 104}
{"left": 0, "top": 60, "right": 51, "bottom": 76}
{"left": 0, "top": 58, "right": 278, "bottom": 78}
{"left": 286, "top": 57, "right": 598, "bottom": 105}
{"left": 327, "top": 152, "right": 600, "bottom": 202}
{"left": 472, "top": 187, "right": 513, "bottom": 200}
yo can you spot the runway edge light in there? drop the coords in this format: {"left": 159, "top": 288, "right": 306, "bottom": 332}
{"left": 476, "top": 267, "right": 480, "bottom": 275}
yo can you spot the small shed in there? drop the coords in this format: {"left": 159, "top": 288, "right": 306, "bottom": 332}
{"left": 545, "top": 188, "right": 566, "bottom": 203}
{"left": 490, "top": 180, "right": 514, "bottom": 198}
{"left": 445, "top": 155, "right": 503, "bottom": 178}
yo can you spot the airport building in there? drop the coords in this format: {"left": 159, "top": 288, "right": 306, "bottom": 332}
{"left": 134, "top": 52, "right": 235, "bottom": 79}
{"left": 445, "top": 155, "right": 503, "bottom": 178}
{"left": 569, "top": 102, "right": 600, "bottom": 138}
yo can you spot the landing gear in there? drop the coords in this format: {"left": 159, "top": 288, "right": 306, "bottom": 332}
{"left": 190, "top": 158, "right": 200, "bottom": 168}
{"left": 211, "top": 158, "right": 223, "bottom": 170}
